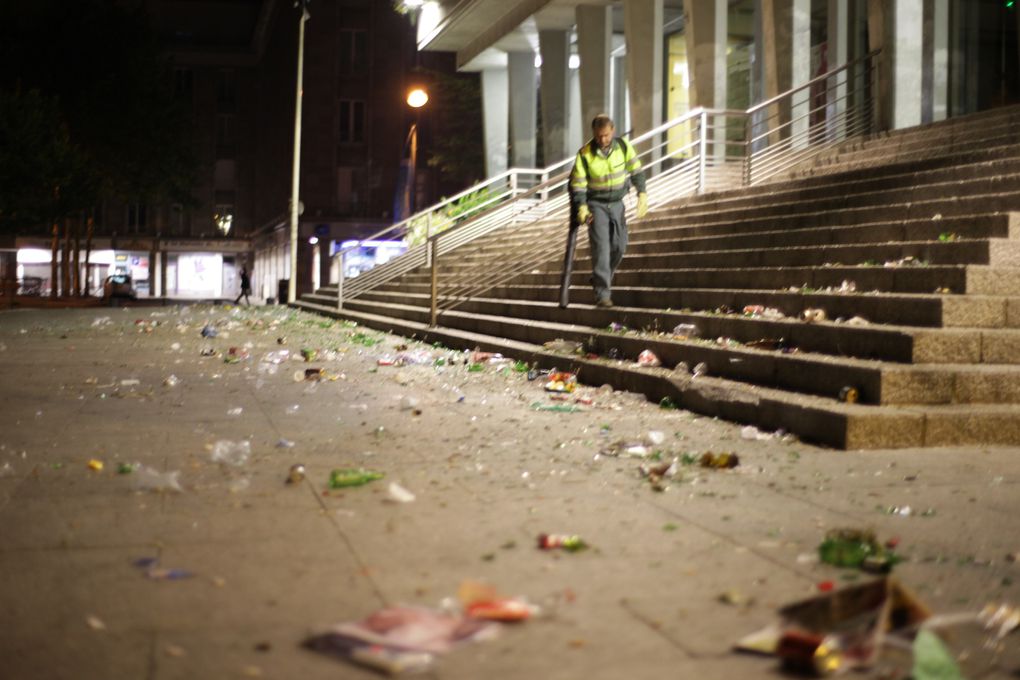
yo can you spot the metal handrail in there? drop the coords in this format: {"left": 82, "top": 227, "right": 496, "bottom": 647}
{"left": 746, "top": 49, "right": 879, "bottom": 116}
{"left": 320, "top": 51, "right": 880, "bottom": 319}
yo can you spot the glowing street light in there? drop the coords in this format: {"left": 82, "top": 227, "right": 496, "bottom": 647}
{"left": 406, "top": 88, "right": 429, "bottom": 108}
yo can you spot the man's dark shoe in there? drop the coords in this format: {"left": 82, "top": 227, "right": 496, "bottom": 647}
{"left": 596, "top": 298, "right": 614, "bottom": 308}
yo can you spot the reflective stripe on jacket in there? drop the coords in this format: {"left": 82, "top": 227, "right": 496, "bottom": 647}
{"left": 569, "top": 137, "right": 646, "bottom": 205}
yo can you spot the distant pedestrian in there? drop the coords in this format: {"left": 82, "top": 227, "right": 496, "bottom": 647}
{"left": 234, "top": 267, "right": 251, "bottom": 305}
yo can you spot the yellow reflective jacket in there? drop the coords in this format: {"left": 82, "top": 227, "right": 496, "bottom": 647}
{"left": 569, "top": 137, "right": 646, "bottom": 205}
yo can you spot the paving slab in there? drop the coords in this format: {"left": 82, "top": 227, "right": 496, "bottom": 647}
{"left": 0, "top": 305, "right": 1017, "bottom": 680}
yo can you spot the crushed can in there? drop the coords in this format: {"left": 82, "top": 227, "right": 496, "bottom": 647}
{"left": 838, "top": 386, "right": 859, "bottom": 403}
{"left": 776, "top": 630, "right": 843, "bottom": 676}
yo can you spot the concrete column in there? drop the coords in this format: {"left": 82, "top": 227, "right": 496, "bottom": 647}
{"left": 480, "top": 68, "right": 509, "bottom": 177}
{"left": 762, "top": 0, "right": 812, "bottom": 144}
{"left": 507, "top": 52, "right": 537, "bottom": 167}
{"left": 540, "top": 30, "right": 571, "bottom": 163}
{"left": 922, "top": 0, "right": 949, "bottom": 123}
{"left": 611, "top": 55, "right": 628, "bottom": 130}
{"left": 576, "top": 5, "right": 612, "bottom": 131}
{"left": 160, "top": 251, "right": 168, "bottom": 298}
{"left": 569, "top": 67, "right": 583, "bottom": 153}
{"left": 624, "top": 0, "right": 663, "bottom": 165}
{"left": 827, "top": 0, "right": 849, "bottom": 139}
{"left": 684, "top": 0, "right": 728, "bottom": 110}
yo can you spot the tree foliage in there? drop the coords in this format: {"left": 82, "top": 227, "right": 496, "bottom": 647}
{"left": 422, "top": 68, "right": 484, "bottom": 188}
{"left": 0, "top": 0, "right": 196, "bottom": 234}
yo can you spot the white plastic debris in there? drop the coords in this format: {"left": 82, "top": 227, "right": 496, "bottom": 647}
{"left": 387, "top": 482, "right": 416, "bottom": 503}
{"left": 210, "top": 440, "right": 251, "bottom": 466}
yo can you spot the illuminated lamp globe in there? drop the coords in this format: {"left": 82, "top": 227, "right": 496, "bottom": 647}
{"left": 406, "top": 88, "right": 429, "bottom": 108}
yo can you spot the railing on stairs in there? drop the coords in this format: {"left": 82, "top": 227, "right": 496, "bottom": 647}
{"left": 325, "top": 50, "right": 881, "bottom": 324}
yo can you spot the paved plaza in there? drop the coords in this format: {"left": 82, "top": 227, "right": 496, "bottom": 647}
{"left": 0, "top": 305, "right": 1017, "bottom": 679}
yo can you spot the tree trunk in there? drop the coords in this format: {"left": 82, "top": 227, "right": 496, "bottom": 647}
{"left": 50, "top": 221, "right": 59, "bottom": 299}
{"left": 84, "top": 214, "right": 94, "bottom": 297}
{"left": 73, "top": 213, "right": 81, "bottom": 297}
{"left": 61, "top": 218, "right": 71, "bottom": 298}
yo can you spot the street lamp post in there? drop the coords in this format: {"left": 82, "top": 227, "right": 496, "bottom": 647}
{"left": 288, "top": 0, "right": 310, "bottom": 305}
{"left": 404, "top": 87, "right": 428, "bottom": 219}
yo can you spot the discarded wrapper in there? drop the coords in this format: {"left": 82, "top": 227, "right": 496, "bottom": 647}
{"left": 544, "top": 372, "right": 577, "bottom": 393}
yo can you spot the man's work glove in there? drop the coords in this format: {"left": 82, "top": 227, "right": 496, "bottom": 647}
{"left": 636, "top": 192, "right": 649, "bottom": 218}
{"left": 576, "top": 204, "right": 592, "bottom": 225}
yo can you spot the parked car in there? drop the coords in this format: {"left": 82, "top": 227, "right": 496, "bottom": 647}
{"left": 102, "top": 274, "right": 136, "bottom": 302}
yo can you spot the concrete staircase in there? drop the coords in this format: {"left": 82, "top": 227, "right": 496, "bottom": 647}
{"left": 296, "top": 104, "right": 1020, "bottom": 450}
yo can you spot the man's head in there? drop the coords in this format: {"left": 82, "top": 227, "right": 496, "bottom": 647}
{"left": 592, "top": 114, "right": 614, "bottom": 150}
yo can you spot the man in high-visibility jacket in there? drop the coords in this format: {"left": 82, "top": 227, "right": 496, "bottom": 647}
{"left": 569, "top": 114, "right": 648, "bottom": 308}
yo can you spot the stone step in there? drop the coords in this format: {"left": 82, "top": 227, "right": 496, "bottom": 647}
{"left": 438, "top": 239, "right": 1020, "bottom": 275}
{"left": 455, "top": 214, "right": 1017, "bottom": 262}
{"left": 393, "top": 264, "right": 1020, "bottom": 296}
{"left": 291, "top": 298, "right": 1020, "bottom": 449}
{"left": 324, "top": 295, "right": 1020, "bottom": 407}
{"left": 683, "top": 154, "right": 1020, "bottom": 213}
{"left": 652, "top": 186, "right": 1020, "bottom": 228}
{"left": 310, "top": 289, "right": 1004, "bottom": 365}
{"left": 326, "top": 282, "right": 1020, "bottom": 330}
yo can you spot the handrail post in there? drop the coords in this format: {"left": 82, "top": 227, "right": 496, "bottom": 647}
{"left": 335, "top": 255, "right": 344, "bottom": 310}
{"left": 697, "top": 110, "right": 708, "bottom": 194}
{"left": 429, "top": 236, "right": 439, "bottom": 327}
{"left": 742, "top": 112, "right": 752, "bottom": 187}
{"left": 509, "top": 171, "right": 518, "bottom": 198}
{"left": 540, "top": 171, "right": 549, "bottom": 201}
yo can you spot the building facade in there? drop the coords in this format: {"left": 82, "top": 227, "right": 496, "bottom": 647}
{"left": 9, "top": 0, "right": 468, "bottom": 302}
{"left": 411, "top": 0, "right": 1020, "bottom": 179}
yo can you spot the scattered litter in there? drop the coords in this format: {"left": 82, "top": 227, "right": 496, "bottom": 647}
{"left": 329, "top": 468, "right": 385, "bottom": 489}
{"left": 741, "top": 425, "right": 774, "bottom": 441}
{"left": 736, "top": 577, "right": 932, "bottom": 675}
{"left": 286, "top": 464, "right": 306, "bottom": 484}
{"left": 544, "top": 372, "right": 577, "bottom": 393}
{"left": 458, "top": 580, "right": 538, "bottom": 622}
{"left": 300, "top": 348, "right": 318, "bottom": 362}
{"left": 537, "top": 533, "right": 588, "bottom": 552}
{"left": 400, "top": 396, "right": 421, "bottom": 414}
{"left": 818, "top": 528, "right": 899, "bottom": 573}
{"left": 743, "top": 305, "right": 785, "bottom": 320}
{"left": 201, "top": 325, "right": 218, "bottom": 338}
{"left": 163, "top": 374, "right": 180, "bottom": 387}
{"left": 306, "top": 605, "right": 496, "bottom": 657}
{"left": 636, "top": 349, "right": 661, "bottom": 367}
{"left": 839, "top": 386, "right": 859, "bottom": 403}
{"left": 543, "top": 339, "right": 583, "bottom": 354}
{"left": 210, "top": 440, "right": 252, "bottom": 466}
{"left": 120, "top": 379, "right": 140, "bottom": 387}
{"left": 227, "top": 407, "right": 243, "bottom": 416}
{"left": 87, "top": 459, "right": 104, "bottom": 472}
{"left": 692, "top": 362, "right": 708, "bottom": 377}
{"left": 86, "top": 615, "right": 106, "bottom": 631}
{"left": 671, "top": 323, "right": 699, "bottom": 338}
{"left": 117, "top": 463, "right": 136, "bottom": 474}
{"left": 639, "top": 457, "right": 679, "bottom": 492}
{"left": 91, "top": 316, "right": 112, "bottom": 327}
{"left": 224, "top": 347, "right": 250, "bottom": 363}
{"left": 381, "top": 481, "right": 415, "bottom": 504}
{"left": 131, "top": 466, "right": 183, "bottom": 493}
{"left": 700, "top": 451, "right": 740, "bottom": 469}
{"left": 802, "top": 308, "right": 827, "bottom": 323}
